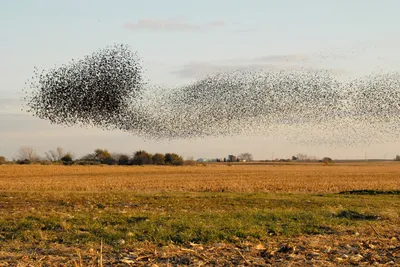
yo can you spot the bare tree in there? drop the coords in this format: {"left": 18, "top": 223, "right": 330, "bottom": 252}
{"left": 296, "top": 153, "right": 317, "bottom": 162}
{"left": 56, "top": 147, "right": 64, "bottom": 160}
{"left": 296, "top": 153, "right": 308, "bottom": 161}
{"left": 45, "top": 147, "right": 65, "bottom": 161}
{"left": 45, "top": 150, "right": 58, "bottom": 161}
{"left": 17, "top": 146, "right": 39, "bottom": 161}
{"left": 238, "top": 152, "right": 253, "bottom": 162}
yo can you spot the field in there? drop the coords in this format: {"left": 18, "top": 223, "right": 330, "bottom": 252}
{"left": 0, "top": 163, "right": 399, "bottom": 266}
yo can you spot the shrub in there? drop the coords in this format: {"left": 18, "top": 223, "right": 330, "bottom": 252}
{"left": 322, "top": 157, "right": 333, "bottom": 165}
{"left": 75, "top": 160, "right": 101, "bottom": 165}
{"left": 164, "top": 153, "right": 184, "bottom": 166}
{"left": 16, "top": 159, "right": 31, "bottom": 165}
{"left": 61, "top": 153, "right": 74, "bottom": 165}
{"left": 131, "top": 150, "right": 153, "bottom": 165}
{"left": 118, "top": 154, "right": 130, "bottom": 165}
{"left": 152, "top": 153, "right": 165, "bottom": 165}
{"left": 102, "top": 157, "right": 116, "bottom": 165}
{"left": 61, "top": 153, "right": 73, "bottom": 162}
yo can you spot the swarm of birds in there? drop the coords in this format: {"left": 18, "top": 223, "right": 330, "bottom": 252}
{"left": 24, "top": 44, "right": 144, "bottom": 130}
{"left": 23, "top": 44, "right": 400, "bottom": 147}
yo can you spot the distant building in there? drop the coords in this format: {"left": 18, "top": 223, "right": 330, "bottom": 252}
{"left": 197, "top": 158, "right": 220, "bottom": 162}
{"left": 228, "top": 155, "right": 237, "bottom": 162}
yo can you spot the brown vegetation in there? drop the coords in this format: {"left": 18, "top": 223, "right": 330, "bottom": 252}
{"left": 1, "top": 163, "right": 399, "bottom": 193}
{"left": 1, "top": 163, "right": 399, "bottom": 266}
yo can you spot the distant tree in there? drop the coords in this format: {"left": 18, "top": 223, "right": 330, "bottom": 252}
{"left": 152, "top": 153, "right": 165, "bottom": 165}
{"left": 61, "top": 153, "right": 72, "bottom": 161}
{"left": 322, "top": 157, "right": 333, "bottom": 165}
{"left": 111, "top": 153, "right": 122, "bottom": 162}
{"left": 94, "top": 149, "right": 115, "bottom": 165}
{"left": 164, "top": 153, "right": 184, "bottom": 166}
{"left": 94, "top": 149, "right": 111, "bottom": 160}
{"left": 131, "top": 150, "right": 153, "bottom": 165}
{"left": 291, "top": 156, "right": 298, "bottom": 161}
{"left": 56, "top": 147, "right": 64, "bottom": 160}
{"left": 296, "top": 153, "right": 317, "bottom": 162}
{"left": 78, "top": 153, "right": 97, "bottom": 165}
{"left": 16, "top": 146, "right": 39, "bottom": 162}
{"left": 103, "top": 157, "right": 116, "bottom": 165}
{"left": 0, "top": 156, "right": 6, "bottom": 164}
{"left": 238, "top": 153, "right": 253, "bottom": 162}
{"left": 118, "top": 154, "right": 130, "bottom": 165}
{"left": 61, "top": 153, "right": 73, "bottom": 165}
{"left": 45, "top": 150, "right": 57, "bottom": 161}
{"left": 395, "top": 155, "right": 400, "bottom": 161}
{"left": 16, "top": 159, "right": 31, "bottom": 164}
{"left": 296, "top": 153, "right": 307, "bottom": 161}
{"left": 45, "top": 147, "right": 67, "bottom": 162}
{"left": 80, "top": 153, "right": 96, "bottom": 160}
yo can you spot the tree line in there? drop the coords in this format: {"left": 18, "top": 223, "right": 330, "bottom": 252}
{"left": 0, "top": 146, "right": 184, "bottom": 166}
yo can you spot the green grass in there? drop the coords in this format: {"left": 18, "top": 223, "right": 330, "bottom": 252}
{"left": 0, "top": 192, "right": 398, "bottom": 250}
{"left": 339, "top": 189, "right": 400, "bottom": 195}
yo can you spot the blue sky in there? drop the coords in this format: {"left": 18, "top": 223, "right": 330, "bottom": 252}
{"left": 1, "top": 0, "right": 400, "bottom": 160}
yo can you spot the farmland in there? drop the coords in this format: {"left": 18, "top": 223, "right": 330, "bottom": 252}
{"left": 0, "top": 163, "right": 399, "bottom": 266}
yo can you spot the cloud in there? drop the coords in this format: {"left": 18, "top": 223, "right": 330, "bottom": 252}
{"left": 205, "top": 20, "right": 226, "bottom": 28}
{"left": 231, "top": 21, "right": 263, "bottom": 33}
{"left": 221, "top": 54, "right": 309, "bottom": 65}
{"left": 122, "top": 16, "right": 226, "bottom": 32}
{"left": 257, "top": 54, "right": 308, "bottom": 62}
{"left": 170, "top": 62, "right": 267, "bottom": 79}
{"left": 235, "top": 28, "right": 256, "bottom": 33}
{"left": 170, "top": 53, "right": 351, "bottom": 79}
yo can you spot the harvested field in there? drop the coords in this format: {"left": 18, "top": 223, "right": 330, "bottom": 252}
{"left": 0, "top": 163, "right": 399, "bottom": 266}
{"left": 1, "top": 163, "right": 399, "bottom": 193}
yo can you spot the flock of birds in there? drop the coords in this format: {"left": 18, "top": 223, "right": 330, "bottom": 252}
{"left": 23, "top": 44, "right": 400, "bottom": 147}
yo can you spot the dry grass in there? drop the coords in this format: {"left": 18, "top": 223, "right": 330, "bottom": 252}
{"left": 1, "top": 163, "right": 399, "bottom": 193}
{"left": 1, "top": 163, "right": 399, "bottom": 265}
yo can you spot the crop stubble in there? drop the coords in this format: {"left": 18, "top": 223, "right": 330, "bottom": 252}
{"left": 1, "top": 163, "right": 399, "bottom": 193}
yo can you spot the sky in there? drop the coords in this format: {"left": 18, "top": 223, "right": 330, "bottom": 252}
{"left": 1, "top": 0, "right": 400, "bottom": 160}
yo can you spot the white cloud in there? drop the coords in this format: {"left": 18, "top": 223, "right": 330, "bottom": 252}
{"left": 170, "top": 54, "right": 349, "bottom": 79}
{"left": 123, "top": 16, "right": 226, "bottom": 32}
